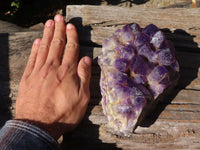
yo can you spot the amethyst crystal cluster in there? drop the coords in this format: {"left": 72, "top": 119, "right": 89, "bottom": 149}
{"left": 98, "top": 23, "right": 179, "bottom": 136}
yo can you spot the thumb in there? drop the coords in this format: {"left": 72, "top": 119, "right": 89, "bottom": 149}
{"left": 77, "top": 56, "right": 92, "bottom": 92}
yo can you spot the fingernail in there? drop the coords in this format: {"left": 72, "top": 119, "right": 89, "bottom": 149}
{"left": 34, "top": 39, "right": 40, "bottom": 45}
{"left": 67, "top": 23, "right": 74, "bottom": 30}
{"left": 46, "top": 20, "right": 53, "bottom": 27}
{"left": 54, "top": 14, "right": 63, "bottom": 22}
{"left": 84, "top": 57, "right": 92, "bottom": 66}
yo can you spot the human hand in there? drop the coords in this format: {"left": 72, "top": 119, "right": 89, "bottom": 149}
{"left": 15, "top": 14, "right": 92, "bottom": 140}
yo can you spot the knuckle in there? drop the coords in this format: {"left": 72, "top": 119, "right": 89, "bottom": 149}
{"left": 66, "top": 65, "right": 75, "bottom": 75}
{"left": 66, "top": 42, "right": 79, "bottom": 50}
{"left": 51, "top": 38, "right": 65, "bottom": 46}
{"left": 45, "top": 61, "right": 58, "bottom": 70}
{"left": 62, "top": 63, "right": 75, "bottom": 74}
{"left": 39, "top": 43, "right": 49, "bottom": 50}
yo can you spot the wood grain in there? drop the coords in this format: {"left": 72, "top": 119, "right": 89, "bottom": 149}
{"left": 62, "top": 5, "right": 200, "bottom": 150}
{"left": 1, "top": 5, "right": 199, "bottom": 150}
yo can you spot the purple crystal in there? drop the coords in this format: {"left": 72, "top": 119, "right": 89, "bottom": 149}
{"left": 108, "top": 71, "right": 128, "bottom": 85}
{"left": 142, "top": 24, "right": 159, "bottom": 37}
{"left": 121, "top": 24, "right": 134, "bottom": 44}
{"left": 149, "top": 84, "right": 166, "bottom": 98}
{"left": 156, "top": 48, "right": 175, "bottom": 66}
{"left": 98, "top": 23, "right": 179, "bottom": 136}
{"left": 114, "top": 58, "right": 129, "bottom": 72}
{"left": 134, "top": 33, "right": 151, "bottom": 47}
{"left": 130, "top": 84, "right": 152, "bottom": 99}
{"left": 132, "top": 74, "right": 147, "bottom": 84}
{"left": 118, "top": 43, "right": 136, "bottom": 60}
{"left": 118, "top": 104, "right": 136, "bottom": 118}
{"left": 114, "top": 85, "right": 131, "bottom": 99}
{"left": 137, "top": 44, "right": 156, "bottom": 62}
{"left": 127, "top": 77, "right": 137, "bottom": 87}
{"left": 151, "top": 31, "right": 166, "bottom": 49}
{"left": 147, "top": 65, "right": 168, "bottom": 83}
{"left": 102, "top": 35, "right": 119, "bottom": 51}
{"left": 114, "top": 29, "right": 122, "bottom": 38}
{"left": 129, "top": 23, "right": 141, "bottom": 34}
{"left": 130, "top": 55, "right": 153, "bottom": 76}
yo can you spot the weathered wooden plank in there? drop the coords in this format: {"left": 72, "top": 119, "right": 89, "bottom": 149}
{"left": 66, "top": 5, "right": 200, "bottom": 28}
{"left": 5, "top": 31, "right": 43, "bottom": 103}
{"left": 8, "top": 31, "right": 42, "bottom": 82}
{"left": 171, "top": 89, "right": 200, "bottom": 104}
{"left": 0, "top": 31, "right": 43, "bottom": 125}
{"left": 0, "top": 20, "right": 27, "bottom": 33}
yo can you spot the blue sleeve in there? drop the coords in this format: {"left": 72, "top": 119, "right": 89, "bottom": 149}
{"left": 0, "top": 120, "right": 59, "bottom": 150}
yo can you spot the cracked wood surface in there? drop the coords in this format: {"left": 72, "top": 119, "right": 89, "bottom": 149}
{"left": 62, "top": 5, "right": 200, "bottom": 149}
{"left": 1, "top": 5, "right": 200, "bottom": 150}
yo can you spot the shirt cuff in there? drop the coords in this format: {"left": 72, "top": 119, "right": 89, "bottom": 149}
{"left": 0, "top": 120, "right": 59, "bottom": 150}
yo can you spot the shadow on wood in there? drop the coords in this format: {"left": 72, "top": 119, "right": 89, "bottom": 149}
{"left": 60, "top": 18, "right": 121, "bottom": 150}
{"left": 67, "top": 0, "right": 150, "bottom": 6}
{"left": 60, "top": 109, "right": 121, "bottom": 150}
{"left": 104, "top": 0, "right": 149, "bottom": 5}
{"left": 139, "top": 29, "right": 200, "bottom": 127}
{"left": 131, "top": 0, "right": 150, "bottom": 5}
{"left": 0, "top": 33, "right": 12, "bottom": 127}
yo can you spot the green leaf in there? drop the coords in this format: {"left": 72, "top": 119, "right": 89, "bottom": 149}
{"left": 11, "top": 0, "right": 20, "bottom": 9}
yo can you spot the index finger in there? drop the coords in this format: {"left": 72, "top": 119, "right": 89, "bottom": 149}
{"left": 62, "top": 23, "right": 79, "bottom": 70}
